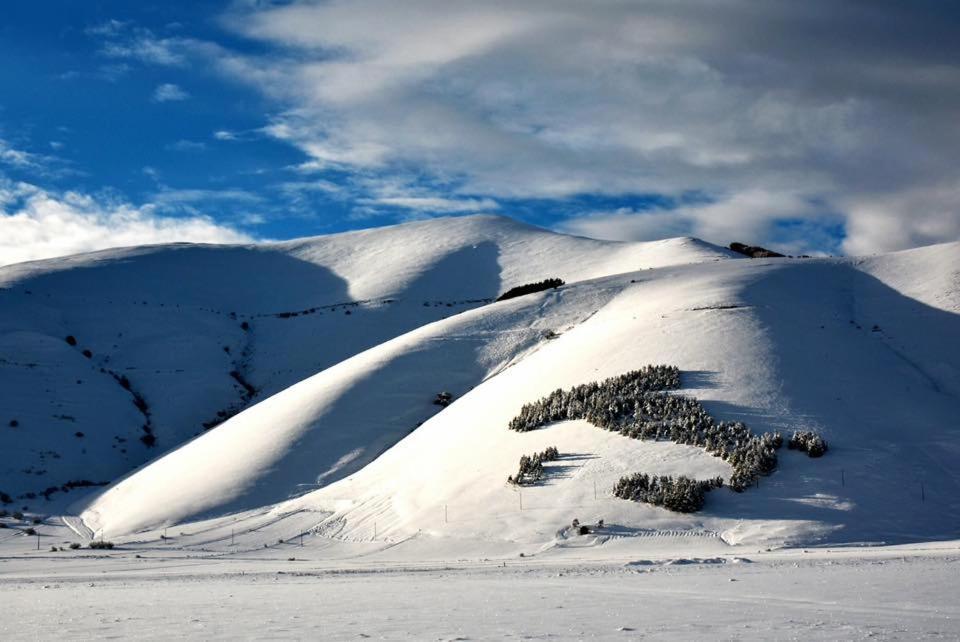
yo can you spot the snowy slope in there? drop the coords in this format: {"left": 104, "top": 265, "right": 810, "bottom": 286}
{"left": 0, "top": 215, "right": 733, "bottom": 512}
{"left": 77, "top": 238, "right": 960, "bottom": 550}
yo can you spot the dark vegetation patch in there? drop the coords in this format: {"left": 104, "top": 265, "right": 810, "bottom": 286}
{"left": 508, "top": 447, "right": 559, "bottom": 486}
{"left": 788, "top": 430, "right": 828, "bottom": 457}
{"left": 729, "top": 242, "right": 785, "bottom": 258}
{"left": 508, "top": 365, "right": 827, "bottom": 511}
{"left": 88, "top": 540, "right": 115, "bottom": 550}
{"left": 230, "top": 370, "right": 257, "bottom": 399}
{"left": 496, "top": 278, "right": 565, "bottom": 302}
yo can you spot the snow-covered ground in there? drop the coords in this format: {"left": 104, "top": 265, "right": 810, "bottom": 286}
{"left": 1, "top": 526, "right": 958, "bottom": 640}
{"left": 2, "top": 214, "right": 959, "bottom": 638}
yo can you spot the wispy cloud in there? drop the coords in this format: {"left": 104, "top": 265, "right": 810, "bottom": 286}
{"left": 164, "top": 140, "right": 206, "bottom": 152}
{"left": 152, "top": 83, "right": 189, "bottom": 102}
{"left": 149, "top": 187, "right": 262, "bottom": 206}
{"left": 0, "top": 139, "right": 41, "bottom": 168}
{"left": 364, "top": 196, "right": 499, "bottom": 214}
{"left": 0, "top": 179, "right": 254, "bottom": 267}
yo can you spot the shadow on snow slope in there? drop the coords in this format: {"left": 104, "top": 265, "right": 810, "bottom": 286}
{"left": 697, "top": 262, "right": 960, "bottom": 545}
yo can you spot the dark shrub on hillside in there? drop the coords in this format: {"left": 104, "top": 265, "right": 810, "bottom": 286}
{"left": 24, "top": 527, "right": 36, "bottom": 536}
{"left": 496, "top": 278, "right": 565, "bottom": 302}
{"left": 788, "top": 431, "right": 828, "bottom": 457}
{"left": 729, "top": 242, "right": 785, "bottom": 258}
{"left": 89, "top": 540, "right": 115, "bottom": 550}
{"left": 140, "top": 433, "right": 157, "bottom": 447}
{"left": 9, "top": 419, "right": 18, "bottom": 428}
{"left": 82, "top": 349, "right": 93, "bottom": 359}
{"left": 65, "top": 335, "right": 77, "bottom": 346}
{"left": 433, "top": 391, "right": 453, "bottom": 407}
{"left": 69, "top": 542, "right": 81, "bottom": 550}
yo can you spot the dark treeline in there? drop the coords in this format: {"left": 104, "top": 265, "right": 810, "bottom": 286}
{"left": 496, "top": 278, "right": 565, "bottom": 302}
{"left": 508, "top": 365, "right": 827, "bottom": 511}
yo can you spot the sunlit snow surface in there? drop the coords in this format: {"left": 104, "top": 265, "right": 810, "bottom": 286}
{"left": 1, "top": 215, "right": 959, "bottom": 639}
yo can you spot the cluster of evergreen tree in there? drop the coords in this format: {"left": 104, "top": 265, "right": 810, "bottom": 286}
{"left": 613, "top": 473, "right": 724, "bottom": 512}
{"left": 507, "top": 446, "right": 560, "bottom": 485}
{"left": 496, "top": 278, "right": 565, "bottom": 302}
{"left": 508, "top": 365, "right": 681, "bottom": 432}
{"left": 788, "top": 430, "right": 828, "bottom": 457}
{"left": 507, "top": 365, "right": 827, "bottom": 511}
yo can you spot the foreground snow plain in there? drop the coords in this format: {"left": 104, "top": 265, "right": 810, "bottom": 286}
{"left": 1, "top": 524, "right": 958, "bottom": 640}
{"left": 2, "top": 215, "right": 959, "bottom": 639}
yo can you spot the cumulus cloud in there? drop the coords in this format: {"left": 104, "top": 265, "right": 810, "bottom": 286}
{"left": 152, "top": 83, "right": 189, "bottom": 102}
{"left": 0, "top": 181, "right": 254, "bottom": 267}
{"left": 213, "top": 0, "right": 960, "bottom": 254}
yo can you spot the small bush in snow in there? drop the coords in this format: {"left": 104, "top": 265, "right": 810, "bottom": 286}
{"left": 433, "top": 391, "right": 454, "bottom": 407}
{"left": 69, "top": 542, "right": 81, "bottom": 550}
{"left": 88, "top": 540, "right": 114, "bottom": 550}
{"left": 65, "top": 335, "right": 77, "bottom": 346}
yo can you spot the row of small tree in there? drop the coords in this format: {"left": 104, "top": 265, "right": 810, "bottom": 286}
{"left": 496, "top": 278, "right": 565, "bottom": 302}
{"left": 613, "top": 473, "right": 724, "bottom": 513}
{"left": 507, "top": 446, "right": 560, "bottom": 485}
{"left": 507, "top": 365, "right": 828, "bottom": 510}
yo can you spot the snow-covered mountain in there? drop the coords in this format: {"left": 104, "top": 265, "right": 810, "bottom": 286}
{"left": 2, "top": 214, "right": 958, "bottom": 551}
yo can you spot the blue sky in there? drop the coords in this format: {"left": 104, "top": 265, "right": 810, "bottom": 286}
{"left": 1, "top": 1, "right": 958, "bottom": 264}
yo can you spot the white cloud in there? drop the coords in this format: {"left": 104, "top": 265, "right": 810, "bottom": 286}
{"left": 561, "top": 190, "right": 839, "bottom": 255}
{"left": 149, "top": 187, "right": 262, "bottom": 205}
{"left": 102, "top": 34, "right": 188, "bottom": 66}
{"left": 0, "top": 139, "right": 41, "bottom": 168}
{"left": 164, "top": 139, "right": 206, "bottom": 152}
{"left": 153, "top": 83, "right": 189, "bottom": 102}
{"left": 210, "top": 0, "right": 960, "bottom": 254}
{"left": 364, "top": 196, "right": 499, "bottom": 213}
{"left": 0, "top": 181, "right": 254, "bottom": 267}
